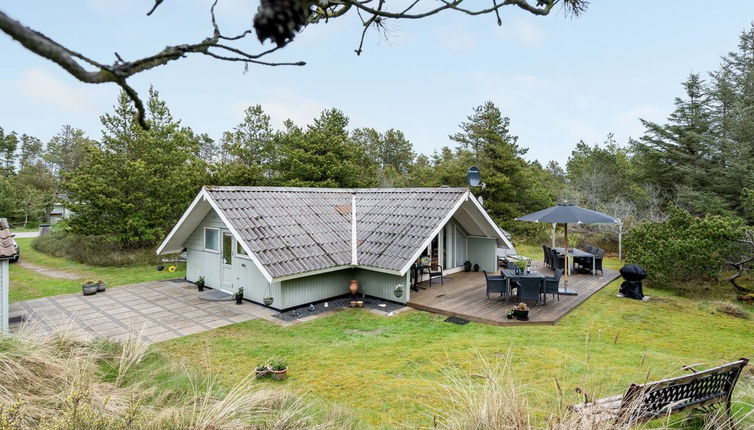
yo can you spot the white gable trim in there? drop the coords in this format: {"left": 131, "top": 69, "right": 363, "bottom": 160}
{"left": 156, "top": 189, "right": 207, "bottom": 255}
{"left": 398, "top": 191, "right": 469, "bottom": 276}
{"left": 467, "top": 192, "right": 515, "bottom": 250}
{"left": 202, "top": 189, "right": 274, "bottom": 283}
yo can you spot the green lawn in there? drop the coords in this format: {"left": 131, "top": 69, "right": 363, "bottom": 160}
{"left": 160, "top": 246, "right": 754, "bottom": 428}
{"left": 9, "top": 237, "right": 185, "bottom": 302}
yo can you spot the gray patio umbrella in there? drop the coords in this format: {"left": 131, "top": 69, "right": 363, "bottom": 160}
{"left": 515, "top": 203, "right": 620, "bottom": 285}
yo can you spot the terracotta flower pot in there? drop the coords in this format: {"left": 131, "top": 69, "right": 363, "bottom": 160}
{"left": 349, "top": 279, "right": 359, "bottom": 295}
{"left": 270, "top": 367, "right": 288, "bottom": 381}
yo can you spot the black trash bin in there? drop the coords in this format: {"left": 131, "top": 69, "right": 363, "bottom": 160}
{"left": 619, "top": 263, "right": 647, "bottom": 300}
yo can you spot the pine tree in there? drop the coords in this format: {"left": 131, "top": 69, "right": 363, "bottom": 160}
{"left": 275, "top": 109, "right": 377, "bottom": 187}
{"left": 449, "top": 101, "right": 545, "bottom": 230}
{"left": 65, "top": 88, "right": 208, "bottom": 246}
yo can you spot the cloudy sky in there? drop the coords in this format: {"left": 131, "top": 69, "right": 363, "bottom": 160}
{"left": 1, "top": 1, "right": 753, "bottom": 165}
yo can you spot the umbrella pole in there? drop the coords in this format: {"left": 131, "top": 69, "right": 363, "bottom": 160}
{"left": 564, "top": 223, "right": 569, "bottom": 286}
{"left": 618, "top": 222, "right": 623, "bottom": 262}
{"left": 551, "top": 223, "right": 556, "bottom": 248}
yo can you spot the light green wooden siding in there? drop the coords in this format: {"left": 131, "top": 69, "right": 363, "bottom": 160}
{"left": 279, "top": 269, "right": 353, "bottom": 309}
{"left": 353, "top": 269, "right": 409, "bottom": 304}
{"left": 279, "top": 268, "right": 409, "bottom": 309}
{"left": 468, "top": 236, "right": 497, "bottom": 272}
{"left": 183, "top": 209, "right": 272, "bottom": 305}
{"left": 0, "top": 260, "right": 8, "bottom": 332}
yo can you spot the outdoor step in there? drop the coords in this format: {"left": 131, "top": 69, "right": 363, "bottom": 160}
{"left": 198, "top": 289, "right": 233, "bottom": 302}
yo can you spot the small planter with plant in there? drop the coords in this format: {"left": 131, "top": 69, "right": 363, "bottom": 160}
{"left": 393, "top": 284, "right": 404, "bottom": 298}
{"left": 269, "top": 358, "right": 288, "bottom": 380}
{"left": 95, "top": 279, "right": 106, "bottom": 292}
{"left": 234, "top": 287, "right": 244, "bottom": 304}
{"left": 82, "top": 280, "right": 98, "bottom": 296}
{"left": 508, "top": 303, "right": 529, "bottom": 321}
{"left": 196, "top": 276, "right": 205, "bottom": 292}
{"left": 263, "top": 296, "right": 274, "bottom": 306}
{"left": 255, "top": 363, "right": 270, "bottom": 379}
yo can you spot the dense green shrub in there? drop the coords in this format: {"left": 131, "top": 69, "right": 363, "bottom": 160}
{"left": 32, "top": 232, "right": 160, "bottom": 266}
{"left": 624, "top": 205, "right": 745, "bottom": 288}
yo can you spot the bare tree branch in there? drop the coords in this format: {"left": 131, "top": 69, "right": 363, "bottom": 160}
{"left": 725, "top": 230, "right": 754, "bottom": 293}
{"left": 0, "top": 0, "right": 588, "bottom": 129}
{"left": 0, "top": 6, "right": 303, "bottom": 128}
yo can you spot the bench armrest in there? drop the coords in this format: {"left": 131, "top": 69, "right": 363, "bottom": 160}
{"left": 575, "top": 386, "right": 593, "bottom": 404}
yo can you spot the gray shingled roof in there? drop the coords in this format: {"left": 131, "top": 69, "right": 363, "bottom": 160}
{"left": 205, "top": 187, "right": 468, "bottom": 278}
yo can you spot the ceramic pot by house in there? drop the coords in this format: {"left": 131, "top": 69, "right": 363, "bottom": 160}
{"left": 349, "top": 279, "right": 359, "bottom": 295}
{"left": 235, "top": 294, "right": 243, "bottom": 305}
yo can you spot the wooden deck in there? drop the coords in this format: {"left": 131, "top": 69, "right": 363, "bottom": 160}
{"left": 407, "top": 263, "right": 620, "bottom": 326}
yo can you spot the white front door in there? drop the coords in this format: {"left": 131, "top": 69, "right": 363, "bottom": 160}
{"left": 220, "top": 230, "right": 234, "bottom": 293}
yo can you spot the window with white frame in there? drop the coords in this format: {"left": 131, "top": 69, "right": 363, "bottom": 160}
{"left": 236, "top": 240, "right": 248, "bottom": 257}
{"left": 204, "top": 228, "right": 219, "bottom": 252}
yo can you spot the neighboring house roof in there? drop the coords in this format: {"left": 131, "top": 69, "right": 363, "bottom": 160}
{"left": 49, "top": 204, "right": 65, "bottom": 216}
{"left": 157, "top": 186, "right": 514, "bottom": 281}
{"left": 0, "top": 219, "right": 15, "bottom": 259}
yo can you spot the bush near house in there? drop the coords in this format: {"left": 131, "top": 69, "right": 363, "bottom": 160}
{"left": 32, "top": 232, "right": 161, "bottom": 266}
{"left": 624, "top": 205, "right": 745, "bottom": 290}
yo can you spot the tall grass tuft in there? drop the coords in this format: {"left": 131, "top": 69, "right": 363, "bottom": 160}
{"left": 0, "top": 328, "right": 350, "bottom": 429}
{"left": 431, "top": 353, "right": 754, "bottom": 430}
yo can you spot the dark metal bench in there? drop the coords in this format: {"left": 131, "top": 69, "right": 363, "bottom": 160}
{"left": 570, "top": 358, "right": 749, "bottom": 425}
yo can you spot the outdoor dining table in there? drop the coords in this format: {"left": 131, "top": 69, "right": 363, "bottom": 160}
{"left": 554, "top": 247, "right": 596, "bottom": 275}
{"left": 502, "top": 269, "right": 546, "bottom": 304}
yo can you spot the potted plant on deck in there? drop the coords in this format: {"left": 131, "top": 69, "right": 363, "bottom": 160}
{"left": 269, "top": 358, "right": 288, "bottom": 381}
{"left": 82, "top": 280, "right": 98, "bottom": 296}
{"left": 196, "top": 276, "right": 205, "bottom": 292}
{"left": 509, "top": 303, "right": 529, "bottom": 321}
{"left": 234, "top": 287, "right": 244, "bottom": 305}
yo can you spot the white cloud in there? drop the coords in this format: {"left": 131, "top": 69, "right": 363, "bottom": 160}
{"left": 512, "top": 73, "right": 552, "bottom": 88}
{"left": 438, "top": 27, "right": 477, "bottom": 51}
{"left": 230, "top": 91, "right": 326, "bottom": 129}
{"left": 498, "top": 18, "right": 546, "bottom": 46}
{"left": 15, "top": 69, "right": 96, "bottom": 114}
{"left": 87, "top": 0, "right": 137, "bottom": 13}
{"left": 616, "top": 105, "right": 667, "bottom": 124}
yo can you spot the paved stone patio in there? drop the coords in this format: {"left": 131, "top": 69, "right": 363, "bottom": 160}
{"left": 9, "top": 280, "right": 278, "bottom": 343}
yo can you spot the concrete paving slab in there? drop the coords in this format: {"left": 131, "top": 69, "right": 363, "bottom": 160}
{"left": 10, "top": 280, "right": 273, "bottom": 344}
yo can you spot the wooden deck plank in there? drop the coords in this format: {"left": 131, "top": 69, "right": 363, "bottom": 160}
{"left": 408, "top": 263, "right": 620, "bottom": 326}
